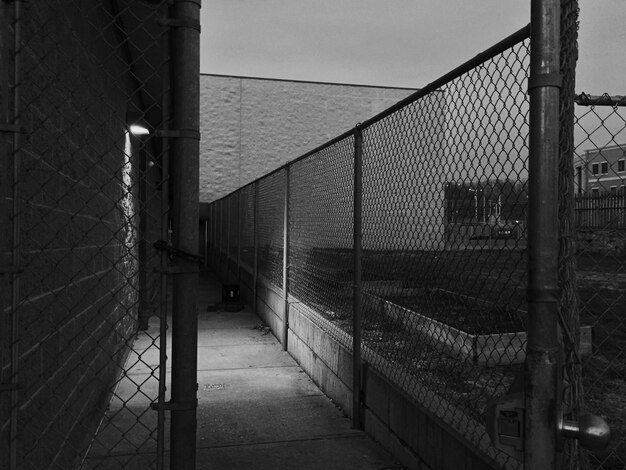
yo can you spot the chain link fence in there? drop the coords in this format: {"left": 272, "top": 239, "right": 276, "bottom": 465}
{"left": 573, "top": 96, "right": 626, "bottom": 469}
{"left": 288, "top": 137, "right": 355, "bottom": 348}
{"left": 205, "top": 6, "right": 623, "bottom": 467}
{"left": 359, "top": 34, "right": 531, "bottom": 470}
{"left": 0, "top": 0, "right": 199, "bottom": 468}
{"left": 207, "top": 26, "right": 532, "bottom": 469}
{"left": 256, "top": 171, "right": 285, "bottom": 290}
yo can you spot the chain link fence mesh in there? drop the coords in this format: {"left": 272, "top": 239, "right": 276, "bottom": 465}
{"left": 227, "top": 193, "right": 240, "bottom": 282}
{"left": 359, "top": 38, "right": 530, "bottom": 470}
{"left": 203, "top": 7, "right": 624, "bottom": 470}
{"left": 574, "top": 98, "right": 626, "bottom": 469}
{"left": 1, "top": 1, "right": 173, "bottom": 468}
{"left": 288, "top": 137, "right": 355, "bottom": 348}
{"left": 256, "top": 170, "right": 285, "bottom": 290}
{"left": 206, "top": 30, "right": 532, "bottom": 470}
{"left": 239, "top": 185, "right": 255, "bottom": 273}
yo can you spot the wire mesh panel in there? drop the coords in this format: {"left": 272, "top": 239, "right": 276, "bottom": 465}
{"left": 0, "top": 1, "right": 171, "bottom": 468}
{"left": 225, "top": 193, "right": 240, "bottom": 282}
{"left": 288, "top": 137, "right": 355, "bottom": 347}
{"left": 239, "top": 184, "right": 256, "bottom": 272}
{"left": 256, "top": 170, "right": 285, "bottom": 289}
{"left": 218, "top": 197, "right": 229, "bottom": 280}
{"left": 360, "top": 38, "right": 530, "bottom": 469}
{"left": 199, "top": 12, "right": 620, "bottom": 469}
{"left": 573, "top": 99, "right": 626, "bottom": 469}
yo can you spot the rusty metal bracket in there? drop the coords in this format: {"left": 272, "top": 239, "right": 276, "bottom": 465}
{"left": 151, "top": 399, "right": 197, "bottom": 412}
{"left": 528, "top": 71, "right": 562, "bottom": 92}
{"left": 158, "top": 17, "right": 201, "bottom": 32}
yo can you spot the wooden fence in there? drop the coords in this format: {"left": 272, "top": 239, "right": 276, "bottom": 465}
{"left": 575, "top": 193, "right": 626, "bottom": 229}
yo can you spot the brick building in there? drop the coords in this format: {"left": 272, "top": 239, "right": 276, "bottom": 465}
{"left": 1, "top": 2, "right": 166, "bottom": 468}
{"left": 574, "top": 144, "right": 626, "bottom": 194}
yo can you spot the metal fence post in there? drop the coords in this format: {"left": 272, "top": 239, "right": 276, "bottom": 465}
{"left": 169, "top": 0, "right": 201, "bottom": 469}
{"left": 352, "top": 128, "right": 363, "bottom": 429}
{"left": 526, "top": 0, "right": 561, "bottom": 468}
{"left": 281, "top": 166, "right": 290, "bottom": 351}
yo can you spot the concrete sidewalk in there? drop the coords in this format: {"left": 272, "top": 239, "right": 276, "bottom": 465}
{"left": 195, "top": 271, "right": 403, "bottom": 470}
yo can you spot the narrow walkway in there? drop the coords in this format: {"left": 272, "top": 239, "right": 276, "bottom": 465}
{"left": 196, "top": 271, "right": 403, "bottom": 470}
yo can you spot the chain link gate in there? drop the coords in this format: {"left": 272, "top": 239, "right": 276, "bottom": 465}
{"left": 0, "top": 1, "right": 200, "bottom": 469}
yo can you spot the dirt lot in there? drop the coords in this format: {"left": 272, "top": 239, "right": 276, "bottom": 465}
{"left": 293, "top": 245, "right": 625, "bottom": 468}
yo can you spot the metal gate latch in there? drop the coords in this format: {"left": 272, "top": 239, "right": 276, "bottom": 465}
{"left": 559, "top": 413, "right": 611, "bottom": 452}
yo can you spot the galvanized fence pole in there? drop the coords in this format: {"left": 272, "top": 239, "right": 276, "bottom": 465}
{"left": 352, "top": 128, "right": 363, "bottom": 429}
{"left": 156, "top": 11, "right": 172, "bottom": 466}
{"left": 169, "top": 0, "right": 201, "bottom": 468}
{"left": 526, "top": 0, "right": 561, "bottom": 468}
{"left": 281, "top": 166, "right": 290, "bottom": 351}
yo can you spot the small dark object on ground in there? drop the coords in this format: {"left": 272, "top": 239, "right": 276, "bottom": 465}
{"left": 252, "top": 322, "right": 272, "bottom": 335}
{"left": 206, "top": 302, "right": 244, "bottom": 312}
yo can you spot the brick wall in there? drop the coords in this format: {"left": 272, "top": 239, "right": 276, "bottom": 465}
{"left": 199, "top": 74, "right": 416, "bottom": 203}
{"left": 0, "top": 3, "right": 156, "bottom": 468}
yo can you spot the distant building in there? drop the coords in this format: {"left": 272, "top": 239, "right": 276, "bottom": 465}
{"left": 199, "top": 74, "right": 417, "bottom": 203}
{"left": 575, "top": 144, "right": 626, "bottom": 194}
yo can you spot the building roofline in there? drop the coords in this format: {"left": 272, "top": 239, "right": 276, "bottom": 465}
{"left": 584, "top": 143, "right": 625, "bottom": 154}
{"left": 199, "top": 72, "right": 419, "bottom": 92}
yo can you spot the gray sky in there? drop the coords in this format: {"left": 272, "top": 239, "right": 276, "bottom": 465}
{"left": 200, "top": 0, "right": 625, "bottom": 93}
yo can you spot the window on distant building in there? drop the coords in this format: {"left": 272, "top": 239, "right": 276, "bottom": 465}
{"left": 592, "top": 163, "right": 599, "bottom": 175}
{"left": 601, "top": 161, "right": 609, "bottom": 174}
{"left": 591, "top": 187, "right": 600, "bottom": 195}
{"left": 621, "top": 185, "right": 625, "bottom": 195}
{"left": 610, "top": 186, "right": 617, "bottom": 194}
{"left": 618, "top": 159, "right": 625, "bottom": 172}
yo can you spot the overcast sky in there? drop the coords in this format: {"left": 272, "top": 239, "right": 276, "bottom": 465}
{"left": 200, "top": 0, "right": 625, "bottom": 94}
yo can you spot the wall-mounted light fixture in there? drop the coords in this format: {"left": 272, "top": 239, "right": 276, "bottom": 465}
{"left": 126, "top": 112, "right": 150, "bottom": 136}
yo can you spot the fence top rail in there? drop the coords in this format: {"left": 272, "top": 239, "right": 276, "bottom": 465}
{"left": 575, "top": 93, "right": 626, "bottom": 107}
{"left": 208, "top": 24, "right": 531, "bottom": 207}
